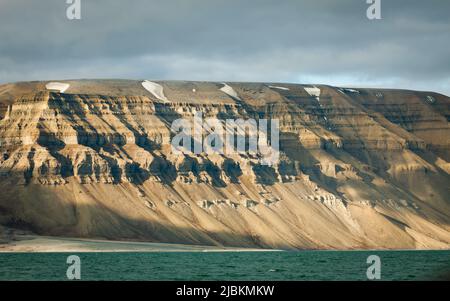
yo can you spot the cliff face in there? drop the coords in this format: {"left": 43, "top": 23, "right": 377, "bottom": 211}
{"left": 0, "top": 80, "right": 449, "bottom": 250}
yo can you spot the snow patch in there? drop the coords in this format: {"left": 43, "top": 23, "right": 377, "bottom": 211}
{"left": 268, "top": 85, "right": 290, "bottom": 91}
{"left": 339, "top": 88, "right": 360, "bottom": 94}
{"left": 304, "top": 87, "right": 321, "bottom": 97}
{"left": 220, "top": 83, "right": 240, "bottom": 100}
{"left": 45, "top": 82, "right": 70, "bottom": 93}
{"left": 142, "top": 80, "right": 169, "bottom": 102}
{"left": 305, "top": 86, "right": 329, "bottom": 124}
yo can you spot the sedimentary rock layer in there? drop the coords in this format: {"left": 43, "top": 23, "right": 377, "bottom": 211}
{"left": 0, "top": 80, "right": 449, "bottom": 250}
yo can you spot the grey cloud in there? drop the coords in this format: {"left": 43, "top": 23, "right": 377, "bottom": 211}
{"left": 0, "top": 0, "right": 449, "bottom": 95}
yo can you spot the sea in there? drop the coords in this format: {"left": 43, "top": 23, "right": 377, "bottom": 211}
{"left": 0, "top": 250, "right": 449, "bottom": 281}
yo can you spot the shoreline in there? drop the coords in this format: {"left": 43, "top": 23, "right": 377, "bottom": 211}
{"left": 0, "top": 235, "right": 281, "bottom": 253}
{"left": 0, "top": 235, "right": 448, "bottom": 253}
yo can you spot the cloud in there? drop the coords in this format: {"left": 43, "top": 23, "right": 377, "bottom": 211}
{"left": 0, "top": 0, "right": 449, "bottom": 95}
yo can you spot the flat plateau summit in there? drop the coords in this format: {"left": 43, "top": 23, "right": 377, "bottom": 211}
{"left": 0, "top": 79, "right": 449, "bottom": 250}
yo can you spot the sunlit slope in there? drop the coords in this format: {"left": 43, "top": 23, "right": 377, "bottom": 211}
{"left": 0, "top": 80, "right": 448, "bottom": 250}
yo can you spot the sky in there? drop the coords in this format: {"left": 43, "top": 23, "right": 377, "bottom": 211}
{"left": 0, "top": 0, "right": 449, "bottom": 95}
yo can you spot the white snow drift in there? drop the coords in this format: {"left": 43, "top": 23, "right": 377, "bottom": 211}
{"left": 268, "top": 85, "right": 290, "bottom": 91}
{"left": 304, "top": 87, "right": 321, "bottom": 98}
{"left": 220, "top": 83, "right": 240, "bottom": 100}
{"left": 142, "top": 80, "right": 169, "bottom": 102}
{"left": 45, "top": 82, "right": 70, "bottom": 93}
{"left": 305, "top": 86, "right": 328, "bottom": 123}
{"left": 338, "top": 87, "right": 360, "bottom": 94}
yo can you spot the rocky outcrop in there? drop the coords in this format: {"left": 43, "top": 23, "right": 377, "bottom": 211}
{"left": 0, "top": 80, "right": 449, "bottom": 250}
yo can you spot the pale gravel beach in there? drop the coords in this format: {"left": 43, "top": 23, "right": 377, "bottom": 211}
{"left": 0, "top": 235, "right": 279, "bottom": 253}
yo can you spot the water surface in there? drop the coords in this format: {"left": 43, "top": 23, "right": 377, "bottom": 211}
{"left": 0, "top": 250, "right": 449, "bottom": 280}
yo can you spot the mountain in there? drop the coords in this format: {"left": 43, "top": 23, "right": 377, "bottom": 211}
{"left": 0, "top": 79, "right": 449, "bottom": 250}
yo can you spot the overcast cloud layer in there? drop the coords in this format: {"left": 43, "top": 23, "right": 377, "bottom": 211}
{"left": 0, "top": 0, "right": 449, "bottom": 95}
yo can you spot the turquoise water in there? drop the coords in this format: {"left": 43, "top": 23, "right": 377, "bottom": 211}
{"left": 0, "top": 250, "right": 449, "bottom": 280}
